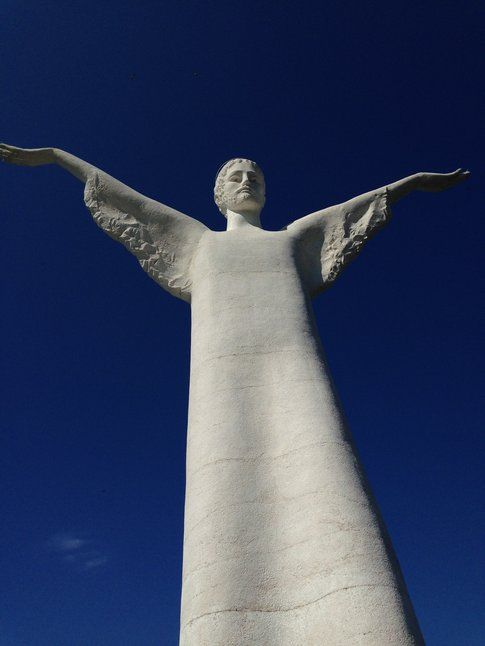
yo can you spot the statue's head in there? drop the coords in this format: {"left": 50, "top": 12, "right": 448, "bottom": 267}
{"left": 214, "top": 158, "right": 266, "bottom": 217}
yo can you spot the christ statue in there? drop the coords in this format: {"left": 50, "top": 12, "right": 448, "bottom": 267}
{"left": 0, "top": 142, "right": 468, "bottom": 645}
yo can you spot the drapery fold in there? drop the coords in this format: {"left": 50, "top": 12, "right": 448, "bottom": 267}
{"left": 84, "top": 172, "right": 208, "bottom": 302}
{"left": 286, "top": 188, "right": 391, "bottom": 295}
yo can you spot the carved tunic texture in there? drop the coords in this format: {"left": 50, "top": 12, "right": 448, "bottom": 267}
{"left": 85, "top": 174, "right": 423, "bottom": 645}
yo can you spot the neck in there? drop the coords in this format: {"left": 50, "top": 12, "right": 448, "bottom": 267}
{"left": 226, "top": 209, "right": 262, "bottom": 231}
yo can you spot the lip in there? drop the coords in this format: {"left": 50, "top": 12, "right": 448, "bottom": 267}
{"left": 237, "top": 187, "right": 253, "bottom": 194}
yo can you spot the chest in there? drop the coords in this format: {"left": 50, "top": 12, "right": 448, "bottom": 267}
{"left": 189, "top": 229, "right": 316, "bottom": 366}
{"left": 192, "top": 229, "right": 299, "bottom": 281}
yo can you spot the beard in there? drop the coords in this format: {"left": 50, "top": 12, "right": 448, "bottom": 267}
{"left": 224, "top": 190, "right": 264, "bottom": 214}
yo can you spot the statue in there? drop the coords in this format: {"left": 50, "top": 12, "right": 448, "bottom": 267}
{"left": 0, "top": 143, "right": 469, "bottom": 645}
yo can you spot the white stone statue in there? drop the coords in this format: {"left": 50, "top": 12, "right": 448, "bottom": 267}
{"left": 1, "top": 143, "right": 469, "bottom": 645}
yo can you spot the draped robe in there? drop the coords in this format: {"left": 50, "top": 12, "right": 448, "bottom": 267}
{"left": 85, "top": 173, "right": 423, "bottom": 645}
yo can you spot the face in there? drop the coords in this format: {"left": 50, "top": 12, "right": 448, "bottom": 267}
{"left": 222, "top": 162, "right": 265, "bottom": 214}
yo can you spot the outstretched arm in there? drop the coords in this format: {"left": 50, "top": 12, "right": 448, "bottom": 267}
{"left": 0, "top": 143, "right": 209, "bottom": 302}
{"left": 0, "top": 143, "right": 95, "bottom": 180}
{"left": 385, "top": 168, "right": 469, "bottom": 204}
{"left": 0, "top": 143, "right": 171, "bottom": 225}
{"left": 286, "top": 167, "right": 470, "bottom": 296}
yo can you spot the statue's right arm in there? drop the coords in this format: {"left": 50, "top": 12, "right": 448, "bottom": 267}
{"left": 0, "top": 144, "right": 196, "bottom": 227}
{"left": 1, "top": 143, "right": 208, "bottom": 300}
{"left": 0, "top": 143, "right": 99, "bottom": 181}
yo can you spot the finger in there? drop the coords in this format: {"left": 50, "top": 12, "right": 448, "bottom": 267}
{"left": 1, "top": 151, "right": 22, "bottom": 164}
{"left": 2, "top": 150, "right": 19, "bottom": 160}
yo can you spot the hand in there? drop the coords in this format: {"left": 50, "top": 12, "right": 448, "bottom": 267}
{"left": 416, "top": 169, "right": 470, "bottom": 192}
{"left": 0, "top": 143, "right": 55, "bottom": 167}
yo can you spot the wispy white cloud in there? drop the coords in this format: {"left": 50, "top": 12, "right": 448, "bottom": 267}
{"left": 47, "top": 532, "right": 108, "bottom": 571}
{"left": 49, "top": 534, "right": 87, "bottom": 552}
{"left": 84, "top": 556, "right": 108, "bottom": 570}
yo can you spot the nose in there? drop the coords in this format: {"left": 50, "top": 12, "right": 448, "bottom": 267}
{"left": 241, "top": 172, "right": 255, "bottom": 187}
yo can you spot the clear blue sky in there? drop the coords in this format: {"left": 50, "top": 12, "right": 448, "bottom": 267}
{"left": 1, "top": 1, "right": 483, "bottom": 644}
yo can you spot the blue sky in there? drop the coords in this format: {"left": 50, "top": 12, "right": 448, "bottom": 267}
{"left": 1, "top": 1, "right": 483, "bottom": 644}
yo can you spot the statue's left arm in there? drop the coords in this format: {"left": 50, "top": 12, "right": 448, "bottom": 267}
{"left": 286, "top": 169, "right": 469, "bottom": 296}
{"left": 0, "top": 143, "right": 209, "bottom": 303}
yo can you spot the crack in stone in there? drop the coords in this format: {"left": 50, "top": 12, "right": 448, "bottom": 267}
{"left": 188, "top": 440, "right": 349, "bottom": 478}
{"left": 213, "top": 376, "right": 325, "bottom": 396}
{"left": 183, "top": 583, "right": 395, "bottom": 628}
{"left": 182, "top": 529, "right": 359, "bottom": 582}
{"left": 185, "top": 487, "right": 367, "bottom": 537}
{"left": 190, "top": 344, "right": 312, "bottom": 370}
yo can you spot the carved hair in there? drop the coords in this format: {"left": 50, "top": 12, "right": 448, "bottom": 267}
{"left": 214, "top": 158, "right": 263, "bottom": 216}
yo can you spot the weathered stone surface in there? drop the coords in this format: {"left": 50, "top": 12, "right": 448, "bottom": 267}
{"left": 2, "top": 144, "right": 469, "bottom": 644}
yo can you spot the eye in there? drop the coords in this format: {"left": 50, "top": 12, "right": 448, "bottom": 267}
{"left": 228, "top": 174, "right": 241, "bottom": 182}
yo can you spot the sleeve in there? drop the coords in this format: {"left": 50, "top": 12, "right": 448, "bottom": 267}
{"left": 285, "top": 188, "right": 391, "bottom": 297}
{"left": 84, "top": 172, "right": 209, "bottom": 303}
